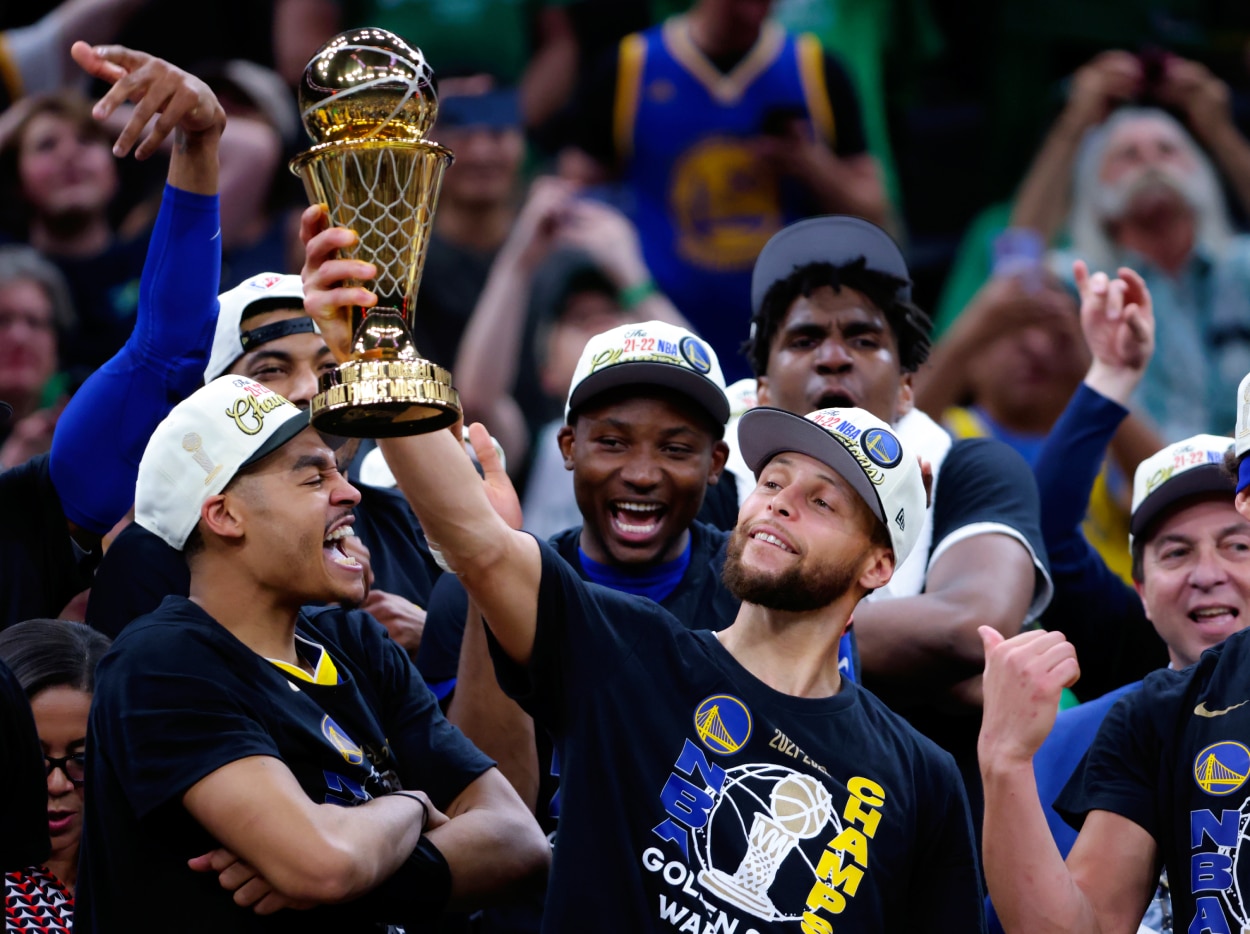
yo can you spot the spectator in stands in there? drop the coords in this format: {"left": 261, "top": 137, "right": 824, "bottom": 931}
{"left": 739, "top": 215, "right": 1052, "bottom": 830}
{"left": 0, "top": 618, "right": 111, "bottom": 930}
{"left": 562, "top": 0, "right": 888, "bottom": 382}
{"left": 1011, "top": 50, "right": 1250, "bottom": 441}
{"left": 453, "top": 177, "right": 690, "bottom": 489}
{"left": 1, "top": 42, "right": 225, "bottom": 630}
{"left": 0, "top": 246, "right": 75, "bottom": 470}
{"left": 914, "top": 265, "right": 1160, "bottom": 584}
{"left": 412, "top": 75, "right": 527, "bottom": 368}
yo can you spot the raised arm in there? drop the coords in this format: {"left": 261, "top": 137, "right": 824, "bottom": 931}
{"left": 50, "top": 43, "right": 225, "bottom": 540}
{"left": 978, "top": 627, "right": 1159, "bottom": 934}
{"left": 1155, "top": 55, "right": 1250, "bottom": 220}
{"left": 1009, "top": 52, "right": 1142, "bottom": 242}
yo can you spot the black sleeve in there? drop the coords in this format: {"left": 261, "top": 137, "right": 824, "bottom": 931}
{"left": 0, "top": 454, "right": 93, "bottom": 630}
{"left": 342, "top": 608, "right": 494, "bottom": 811}
{"left": 86, "top": 523, "right": 189, "bottom": 639}
{"left": 92, "top": 626, "right": 283, "bottom": 819}
{"left": 485, "top": 536, "right": 655, "bottom": 732}
{"left": 930, "top": 438, "right": 1053, "bottom": 622}
{"left": 822, "top": 51, "right": 867, "bottom": 158}
{"left": 565, "top": 43, "right": 621, "bottom": 167}
{"left": 0, "top": 659, "right": 49, "bottom": 870}
{"left": 1053, "top": 682, "right": 1168, "bottom": 838}
{"left": 415, "top": 573, "right": 470, "bottom": 686}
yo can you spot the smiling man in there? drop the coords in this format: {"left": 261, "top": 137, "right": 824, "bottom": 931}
{"left": 369, "top": 398, "right": 984, "bottom": 932}
{"left": 75, "top": 376, "right": 548, "bottom": 932}
{"left": 735, "top": 216, "right": 1052, "bottom": 831}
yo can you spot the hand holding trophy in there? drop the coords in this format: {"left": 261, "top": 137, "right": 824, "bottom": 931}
{"left": 291, "top": 27, "right": 458, "bottom": 436}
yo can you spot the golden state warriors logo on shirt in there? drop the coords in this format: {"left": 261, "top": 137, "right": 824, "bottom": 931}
{"left": 680, "top": 336, "right": 712, "bottom": 374}
{"left": 671, "top": 136, "right": 781, "bottom": 271}
{"left": 694, "top": 694, "right": 752, "bottom": 755}
{"left": 1194, "top": 741, "right": 1250, "bottom": 796}
{"left": 321, "top": 714, "right": 364, "bottom": 766}
{"left": 861, "top": 428, "right": 902, "bottom": 469}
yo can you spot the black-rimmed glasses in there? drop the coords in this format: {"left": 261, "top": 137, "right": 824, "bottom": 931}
{"left": 45, "top": 754, "right": 85, "bottom": 787}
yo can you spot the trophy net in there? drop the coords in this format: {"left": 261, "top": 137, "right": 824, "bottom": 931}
{"left": 292, "top": 138, "right": 460, "bottom": 436}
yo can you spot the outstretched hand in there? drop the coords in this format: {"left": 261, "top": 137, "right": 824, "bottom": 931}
{"left": 69, "top": 41, "right": 225, "bottom": 159}
{"left": 1074, "top": 260, "right": 1155, "bottom": 401}
{"left": 467, "top": 421, "right": 523, "bottom": 531}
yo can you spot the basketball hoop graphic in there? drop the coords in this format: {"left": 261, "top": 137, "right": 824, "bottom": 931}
{"left": 697, "top": 769, "right": 833, "bottom": 919}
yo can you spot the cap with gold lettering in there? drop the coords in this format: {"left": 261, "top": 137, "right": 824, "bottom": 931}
{"left": 563, "top": 320, "right": 729, "bottom": 426}
{"left": 737, "top": 406, "right": 925, "bottom": 566}
{"left": 135, "top": 375, "right": 310, "bottom": 550}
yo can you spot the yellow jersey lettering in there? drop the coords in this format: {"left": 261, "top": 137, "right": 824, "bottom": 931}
{"left": 847, "top": 776, "right": 885, "bottom": 808}
{"left": 843, "top": 794, "right": 882, "bottom": 839}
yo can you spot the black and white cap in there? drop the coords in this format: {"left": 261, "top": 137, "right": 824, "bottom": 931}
{"left": 738, "top": 405, "right": 925, "bottom": 565}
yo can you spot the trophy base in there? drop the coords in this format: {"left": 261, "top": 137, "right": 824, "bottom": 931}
{"left": 311, "top": 358, "right": 460, "bottom": 438}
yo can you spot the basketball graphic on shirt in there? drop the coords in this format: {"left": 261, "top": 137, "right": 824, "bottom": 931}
{"left": 770, "top": 774, "right": 832, "bottom": 837}
{"left": 693, "top": 763, "right": 839, "bottom": 922}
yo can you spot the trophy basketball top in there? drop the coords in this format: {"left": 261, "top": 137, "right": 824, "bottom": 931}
{"left": 299, "top": 27, "right": 438, "bottom": 145}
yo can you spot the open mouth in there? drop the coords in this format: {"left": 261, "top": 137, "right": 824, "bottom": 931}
{"left": 815, "top": 390, "right": 856, "bottom": 410}
{"left": 1190, "top": 606, "right": 1239, "bottom": 625}
{"left": 610, "top": 501, "right": 665, "bottom": 540}
{"left": 323, "top": 524, "right": 360, "bottom": 569}
{"left": 750, "top": 528, "right": 795, "bottom": 553}
{"left": 47, "top": 811, "right": 76, "bottom": 835}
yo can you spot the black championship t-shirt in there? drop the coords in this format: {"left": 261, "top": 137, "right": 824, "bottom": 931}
{"left": 76, "top": 597, "right": 492, "bottom": 933}
{"left": 1057, "top": 627, "right": 1250, "bottom": 934}
{"left": 488, "top": 540, "right": 985, "bottom": 933}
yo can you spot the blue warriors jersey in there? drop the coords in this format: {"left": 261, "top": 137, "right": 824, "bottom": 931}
{"left": 615, "top": 19, "right": 838, "bottom": 381}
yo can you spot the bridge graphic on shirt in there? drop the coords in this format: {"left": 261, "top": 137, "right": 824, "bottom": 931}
{"left": 695, "top": 705, "right": 737, "bottom": 754}
{"left": 1197, "top": 752, "right": 1248, "bottom": 793}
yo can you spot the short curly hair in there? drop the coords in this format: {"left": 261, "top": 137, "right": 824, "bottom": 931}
{"left": 741, "top": 259, "right": 932, "bottom": 378}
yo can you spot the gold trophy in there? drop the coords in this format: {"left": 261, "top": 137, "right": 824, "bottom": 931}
{"left": 291, "top": 27, "right": 458, "bottom": 436}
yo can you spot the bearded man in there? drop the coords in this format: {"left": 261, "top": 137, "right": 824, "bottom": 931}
{"left": 1008, "top": 51, "right": 1250, "bottom": 441}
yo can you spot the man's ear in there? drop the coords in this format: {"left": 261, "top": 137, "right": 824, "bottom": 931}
{"left": 200, "top": 493, "right": 245, "bottom": 542}
{"left": 755, "top": 376, "right": 771, "bottom": 407}
{"left": 1237, "top": 487, "right": 1250, "bottom": 523}
{"left": 894, "top": 372, "right": 915, "bottom": 420}
{"left": 859, "top": 546, "right": 895, "bottom": 593}
{"left": 707, "top": 439, "right": 730, "bottom": 485}
{"left": 557, "top": 425, "right": 576, "bottom": 471}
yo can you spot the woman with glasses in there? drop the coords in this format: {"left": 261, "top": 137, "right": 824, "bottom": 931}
{"left": 0, "top": 619, "right": 109, "bottom": 931}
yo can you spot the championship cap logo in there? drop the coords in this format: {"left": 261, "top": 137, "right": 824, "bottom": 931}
{"left": 680, "top": 335, "right": 713, "bottom": 374}
{"left": 861, "top": 427, "right": 902, "bottom": 469}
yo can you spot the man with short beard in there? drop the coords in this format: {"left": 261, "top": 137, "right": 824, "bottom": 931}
{"left": 1010, "top": 51, "right": 1250, "bottom": 440}
{"left": 362, "top": 397, "right": 984, "bottom": 933}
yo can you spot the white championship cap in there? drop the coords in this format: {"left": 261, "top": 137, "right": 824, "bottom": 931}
{"left": 737, "top": 406, "right": 925, "bottom": 566}
{"left": 204, "top": 273, "right": 314, "bottom": 383}
{"left": 1129, "top": 433, "right": 1235, "bottom": 547}
{"left": 564, "top": 320, "right": 730, "bottom": 426}
{"left": 135, "top": 376, "right": 310, "bottom": 550}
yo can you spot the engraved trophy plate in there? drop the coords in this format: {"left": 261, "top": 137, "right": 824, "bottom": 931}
{"left": 291, "top": 27, "right": 459, "bottom": 436}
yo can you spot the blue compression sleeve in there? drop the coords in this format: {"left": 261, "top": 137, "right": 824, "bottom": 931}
{"left": 51, "top": 185, "right": 221, "bottom": 534}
